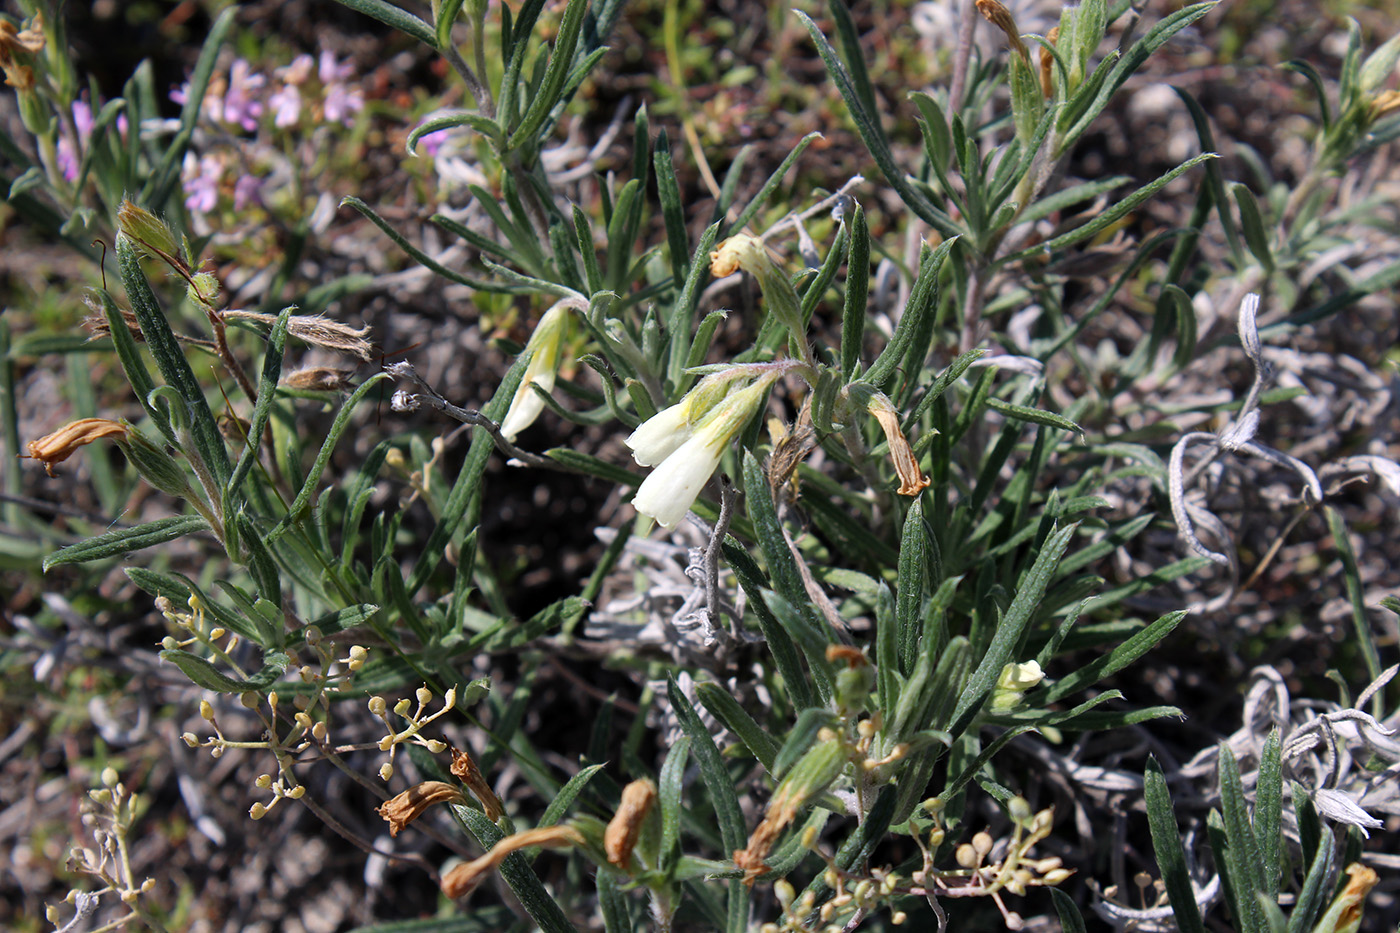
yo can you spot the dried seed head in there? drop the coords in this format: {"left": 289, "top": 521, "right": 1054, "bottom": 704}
{"left": 25, "top": 419, "right": 129, "bottom": 477}
{"left": 604, "top": 778, "right": 657, "bottom": 868}
{"left": 376, "top": 781, "right": 467, "bottom": 836}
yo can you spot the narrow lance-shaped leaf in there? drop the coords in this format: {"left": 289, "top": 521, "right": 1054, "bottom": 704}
{"left": 1144, "top": 758, "right": 1206, "bottom": 933}
{"left": 947, "top": 522, "right": 1078, "bottom": 738}
{"left": 44, "top": 515, "right": 210, "bottom": 571}
{"left": 117, "top": 234, "right": 231, "bottom": 485}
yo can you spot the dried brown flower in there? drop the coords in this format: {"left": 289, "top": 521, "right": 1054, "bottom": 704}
{"left": 604, "top": 778, "right": 657, "bottom": 869}
{"left": 376, "top": 781, "right": 466, "bottom": 837}
{"left": 82, "top": 300, "right": 144, "bottom": 343}
{"left": 868, "top": 399, "right": 931, "bottom": 497}
{"left": 224, "top": 310, "right": 374, "bottom": 361}
{"left": 976, "top": 0, "right": 1029, "bottom": 60}
{"left": 449, "top": 746, "right": 503, "bottom": 822}
{"left": 1040, "top": 26, "right": 1059, "bottom": 98}
{"left": 283, "top": 367, "right": 355, "bottom": 392}
{"left": 440, "top": 825, "right": 584, "bottom": 899}
{"left": 25, "top": 418, "right": 129, "bottom": 477}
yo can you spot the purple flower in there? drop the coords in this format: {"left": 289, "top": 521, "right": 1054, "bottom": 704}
{"left": 232, "top": 173, "right": 262, "bottom": 211}
{"left": 182, "top": 152, "right": 223, "bottom": 214}
{"left": 222, "top": 59, "right": 265, "bottom": 132}
{"left": 56, "top": 100, "right": 98, "bottom": 182}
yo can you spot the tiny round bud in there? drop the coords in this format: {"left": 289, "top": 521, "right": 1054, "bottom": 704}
{"left": 294, "top": 712, "right": 312, "bottom": 729}
{"left": 378, "top": 736, "right": 394, "bottom": 751}
{"left": 255, "top": 774, "right": 272, "bottom": 789}
{"left": 1005, "top": 912, "right": 1024, "bottom": 931}
{"left": 304, "top": 625, "right": 322, "bottom": 647}
{"left": 240, "top": 691, "right": 260, "bottom": 709}
{"left": 379, "top": 762, "right": 394, "bottom": 781}
{"left": 416, "top": 685, "right": 432, "bottom": 706}
{"left": 775, "top": 879, "right": 795, "bottom": 908}
{"left": 393, "top": 698, "right": 412, "bottom": 716}
{"left": 182, "top": 732, "right": 199, "bottom": 747}
{"left": 929, "top": 827, "right": 945, "bottom": 848}
{"left": 1008, "top": 796, "right": 1032, "bottom": 824}
{"left": 101, "top": 767, "right": 119, "bottom": 788}
{"left": 1044, "top": 868, "right": 1073, "bottom": 885}
{"left": 823, "top": 868, "right": 838, "bottom": 888}
{"left": 141, "top": 878, "right": 155, "bottom": 893}
{"left": 443, "top": 686, "right": 457, "bottom": 709}
{"left": 46, "top": 905, "right": 60, "bottom": 923}
{"left": 210, "top": 746, "right": 224, "bottom": 759}
{"left": 120, "top": 889, "right": 138, "bottom": 905}
{"left": 956, "top": 843, "right": 978, "bottom": 869}
{"left": 161, "top": 636, "right": 179, "bottom": 650}
{"left": 299, "top": 667, "right": 316, "bottom": 684}
{"left": 209, "top": 627, "right": 226, "bottom": 640}
{"left": 819, "top": 901, "right": 836, "bottom": 923}
{"left": 200, "top": 700, "right": 215, "bottom": 721}
{"left": 249, "top": 802, "right": 267, "bottom": 820}
{"left": 425, "top": 739, "right": 446, "bottom": 754}
{"left": 972, "top": 831, "right": 993, "bottom": 859}
{"left": 801, "top": 826, "right": 819, "bottom": 848}
{"left": 89, "top": 789, "right": 112, "bottom": 805}
{"left": 923, "top": 796, "right": 945, "bottom": 814}
{"left": 267, "top": 692, "right": 279, "bottom": 710}
{"left": 286, "top": 784, "right": 305, "bottom": 799}
{"left": 892, "top": 912, "right": 907, "bottom": 925}
{"left": 312, "top": 722, "right": 327, "bottom": 741}
{"left": 368, "top": 696, "right": 387, "bottom": 716}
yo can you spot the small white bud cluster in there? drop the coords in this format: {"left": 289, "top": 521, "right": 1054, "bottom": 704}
{"left": 368, "top": 684, "right": 458, "bottom": 780}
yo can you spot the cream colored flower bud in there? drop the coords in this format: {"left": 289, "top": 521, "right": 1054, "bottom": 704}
{"left": 182, "top": 732, "right": 199, "bottom": 747}
{"left": 393, "top": 698, "right": 412, "bottom": 716}
{"left": 368, "top": 696, "right": 387, "bottom": 716}
{"left": 249, "top": 802, "right": 267, "bottom": 820}
{"left": 379, "top": 762, "right": 394, "bottom": 781}
{"left": 240, "top": 692, "right": 260, "bottom": 709}
{"left": 416, "top": 686, "right": 432, "bottom": 707}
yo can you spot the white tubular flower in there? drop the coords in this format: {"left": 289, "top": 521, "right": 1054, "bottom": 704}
{"left": 625, "top": 401, "right": 692, "bottom": 467}
{"left": 632, "top": 374, "right": 777, "bottom": 528}
{"left": 500, "top": 302, "right": 570, "bottom": 442}
{"left": 625, "top": 370, "right": 751, "bottom": 466}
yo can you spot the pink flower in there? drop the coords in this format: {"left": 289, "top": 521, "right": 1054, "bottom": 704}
{"left": 317, "top": 50, "right": 363, "bottom": 126}
{"left": 182, "top": 152, "right": 223, "bottom": 214}
{"left": 269, "top": 83, "right": 301, "bottom": 128}
{"left": 222, "top": 59, "right": 265, "bottom": 132}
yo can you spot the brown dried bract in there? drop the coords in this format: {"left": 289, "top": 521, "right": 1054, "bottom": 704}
{"left": 604, "top": 778, "right": 657, "bottom": 869}
{"left": 376, "top": 781, "right": 465, "bottom": 837}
